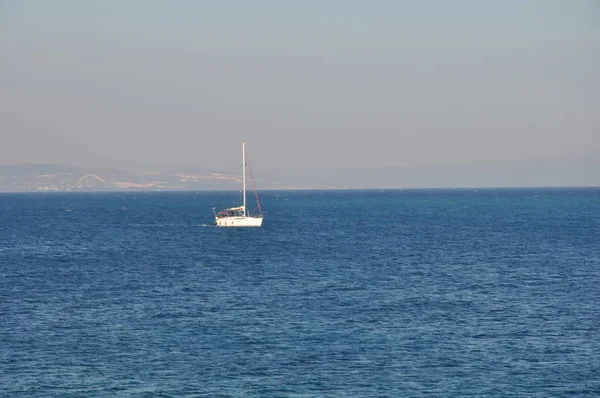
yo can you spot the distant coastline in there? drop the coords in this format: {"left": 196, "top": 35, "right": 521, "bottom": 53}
{"left": 0, "top": 163, "right": 347, "bottom": 192}
{"left": 1, "top": 163, "right": 598, "bottom": 193}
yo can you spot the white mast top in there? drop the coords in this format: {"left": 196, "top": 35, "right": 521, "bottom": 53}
{"left": 242, "top": 141, "right": 246, "bottom": 217}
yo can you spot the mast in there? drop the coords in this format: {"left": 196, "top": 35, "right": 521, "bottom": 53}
{"left": 242, "top": 141, "right": 246, "bottom": 217}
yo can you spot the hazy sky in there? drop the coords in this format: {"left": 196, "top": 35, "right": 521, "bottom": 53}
{"left": 1, "top": 1, "right": 599, "bottom": 187}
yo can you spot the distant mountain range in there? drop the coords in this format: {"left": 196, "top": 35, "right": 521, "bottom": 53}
{"left": 5, "top": 158, "right": 596, "bottom": 192}
{"left": 0, "top": 164, "right": 266, "bottom": 192}
{"left": 0, "top": 164, "right": 345, "bottom": 192}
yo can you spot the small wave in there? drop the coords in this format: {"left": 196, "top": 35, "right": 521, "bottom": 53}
{"left": 126, "top": 223, "right": 180, "bottom": 227}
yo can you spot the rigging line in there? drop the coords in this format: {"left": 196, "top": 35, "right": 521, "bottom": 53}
{"left": 244, "top": 145, "right": 263, "bottom": 217}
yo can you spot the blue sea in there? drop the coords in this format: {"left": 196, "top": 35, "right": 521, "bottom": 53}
{"left": 1, "top": 188, "right": 599, "bottom": 397}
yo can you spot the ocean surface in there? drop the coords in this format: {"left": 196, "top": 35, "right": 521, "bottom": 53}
{"left": 1, "top": 188, "right": 599, "bottom": 397}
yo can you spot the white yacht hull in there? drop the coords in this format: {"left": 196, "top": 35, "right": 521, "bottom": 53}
{"left": 215, "top": 216, "right": 263, "bottom": 228}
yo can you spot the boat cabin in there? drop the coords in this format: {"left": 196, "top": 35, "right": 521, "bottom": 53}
{"left": 216, "top": 206, "right": 245, "bottom": 218}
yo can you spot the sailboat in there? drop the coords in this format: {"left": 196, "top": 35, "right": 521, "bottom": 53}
{"left": 213, "top": 142, "right": 264, "bottom": 227}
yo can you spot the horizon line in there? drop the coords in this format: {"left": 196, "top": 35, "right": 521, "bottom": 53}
{"left": 0, "top": 185, "right": 598, "bottom": 194}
